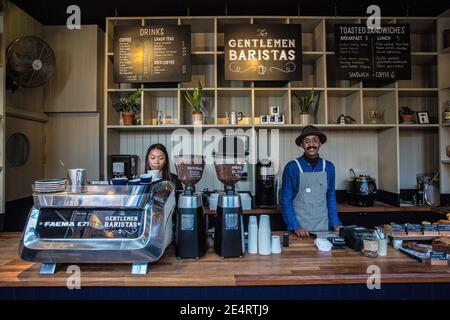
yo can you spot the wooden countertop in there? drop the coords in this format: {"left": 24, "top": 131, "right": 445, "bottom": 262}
{"left": 1, "top": 232, "right": 449, "bottom": 288}
{"left": 204, "top": 202, "right": 450, "bottom": 215}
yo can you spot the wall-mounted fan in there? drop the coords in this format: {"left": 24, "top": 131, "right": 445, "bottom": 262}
{"left": 6, "top": 36, "right": 56, "bottom": 89}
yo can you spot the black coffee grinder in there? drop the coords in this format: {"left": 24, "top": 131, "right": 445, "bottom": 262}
{"left": 256, "top": 159, "right": 277, "bottom": 208}
{"left": 175, "top": 155, "right": 207, "bottom": 259}
{"left": 213, "top": 136, "right": 247, "bottom": 258}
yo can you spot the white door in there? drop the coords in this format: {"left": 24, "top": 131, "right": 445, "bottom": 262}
{"left": 5, "top": 116, "right": 45, "bottom": 201}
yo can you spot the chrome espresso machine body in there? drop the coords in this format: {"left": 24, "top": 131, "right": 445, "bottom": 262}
{"left": 19, "top": 181, "right": 175, "bottom": 274}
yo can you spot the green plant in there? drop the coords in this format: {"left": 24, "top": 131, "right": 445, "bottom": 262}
{"left": 399, "top": 106, "right": 415, "bottom": 115}
{"left": 113, "top": 89, "right": 141, "bottom": 113}
{"left": 294, "top": 90, "right": 315, "bottom": 113}
{"left": 185, "top": 81, "right": 204, "bottom": 112}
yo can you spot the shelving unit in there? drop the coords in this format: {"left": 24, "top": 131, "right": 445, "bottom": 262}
{"left": 103, "top": 15, "right": 450, "bottom": 204}
{"left": 438, "top": 10, "right": 450, "bottom": 198}
{"left": 0, "top": 1, "right": 5, "bottom": 217}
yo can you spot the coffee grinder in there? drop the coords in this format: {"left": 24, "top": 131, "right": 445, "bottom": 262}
{"left": 174, "top": 155, "right": 207, "bottom": 259}
{"left": 213, "top": 136, "right": 247, "bottom": 258}
{"left": 256, "top": 159, "right": 277, "bottom": 208}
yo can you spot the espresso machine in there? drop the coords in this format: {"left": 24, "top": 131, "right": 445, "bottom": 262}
{"left": 256, "top": 159, "right": 277, "bottom": 208}
{"left": 213, "top": 136, "right": 247, "bottom": 258}
{"left": 19, "top": 181, "right": 176, "bottom": 275}
{"left": 174, "top": 155, "right": 207, "bottom": 259}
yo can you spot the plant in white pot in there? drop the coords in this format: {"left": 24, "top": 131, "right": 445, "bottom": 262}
{"left": 294, "top": 90, "right": 315, "bottom": 125}
{"left": 113, "top": 89, "right": 141, "bottom": 125}
{"left": 185, "top": 81, "right": 205, "bottom": 125}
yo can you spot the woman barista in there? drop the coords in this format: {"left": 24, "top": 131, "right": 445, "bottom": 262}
{"left": 144, "top": 143, "right": 183, "bottom": 194}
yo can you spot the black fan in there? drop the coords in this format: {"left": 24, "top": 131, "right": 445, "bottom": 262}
{"left": 6, "top": 36, "right": 56, "bottom": 88}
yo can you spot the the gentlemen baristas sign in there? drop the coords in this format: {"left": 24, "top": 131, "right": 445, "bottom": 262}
{"left": 224, "top": 24, "right": 302, "bottom": 81}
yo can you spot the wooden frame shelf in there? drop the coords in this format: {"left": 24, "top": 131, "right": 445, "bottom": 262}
{"left": 102, "top": 14, "right": 450, "bottom": 200}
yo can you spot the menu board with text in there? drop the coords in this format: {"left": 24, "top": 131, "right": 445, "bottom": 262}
{"left": 335, "top": 24, "right": 411, "bottom": 80}
{"left": 113, "top": 25, "right": 191, "bottom": 82}
{"left": 224, "top": 24, "right": 302, "bottom": 81}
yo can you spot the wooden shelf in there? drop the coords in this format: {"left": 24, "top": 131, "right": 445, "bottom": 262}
{"left": 399, "top": 124, "right": 440, "bottom": 129}
{"left": 106, "top": 124, "right": 399, "bottom": 130}
{"left": 103, "top": 15, "right": 450, "bottom": 197}
{"left": 440, "top": 46, "right": 450, "bottom": 54}
{"left": 204, "top": 202, "right": 441, "bottom": 215}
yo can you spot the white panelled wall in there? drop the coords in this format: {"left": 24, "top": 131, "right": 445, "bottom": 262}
{"left": 116, "top": 129, "right": 384, "bottom": 194}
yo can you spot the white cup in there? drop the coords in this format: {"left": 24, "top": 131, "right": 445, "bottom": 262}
{"left": 248, "top": 216, "right": 258, "bottom": 254}
{"left": 271, "top": 235, "right": 281, "bottom": 254}
{"left": 378, "top": 238, "right": 388, "bottom": 256}
{"left": 258, "top": 215, "right": 271, "bottom": 255}
{"left": 392, "top": 239, "right": 403, "bottom": 249}
{"left": 147, "top": 170, "right": 161, "bottom": 180}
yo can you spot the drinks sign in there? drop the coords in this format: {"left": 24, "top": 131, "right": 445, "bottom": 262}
{"left": 335, "top": 24, "right": 411, "bottom": 80}
{"left": 113, "top": 25, "right": 191, "bottom": 83}
{"left": 224, "top": 24, "right": 302, "bottom": 81}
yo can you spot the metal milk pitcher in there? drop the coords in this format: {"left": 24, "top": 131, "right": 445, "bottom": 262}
{"left": 67, "top": 168, "right": 87, "bottom": 193}
{"left": 225, "top": 111, "right": 243, "bottom": 125}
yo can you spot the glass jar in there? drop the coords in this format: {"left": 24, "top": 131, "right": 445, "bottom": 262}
{"left": 362, "top": 235, "right": 379, "bottom": 258}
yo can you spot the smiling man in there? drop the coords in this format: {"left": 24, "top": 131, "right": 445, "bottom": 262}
{"left": 281, "top": 125, "right": 341, "bottom": 237}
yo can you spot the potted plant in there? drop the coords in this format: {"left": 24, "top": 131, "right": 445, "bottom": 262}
{"left": 113, "top": 89, "right": 141, "bottom": 125}
{"left": 294, "top": 90, "right": 315, "bottom": 125}
{"left": 185, "top": 80, "right": 204, "bottom": 125}
{"left": 399, "top": 106, "right": 416, "bottom": 123}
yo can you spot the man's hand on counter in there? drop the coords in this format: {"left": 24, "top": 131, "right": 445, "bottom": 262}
{"left": 293, "top": 228, "right": 309, "bottom": 238}
{"left": 333, "top": 225, "right": 342, "bottom": 233}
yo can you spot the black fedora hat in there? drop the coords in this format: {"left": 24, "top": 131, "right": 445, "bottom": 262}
{"left": 295, "top": 125, "right": 327, "bottom": 146}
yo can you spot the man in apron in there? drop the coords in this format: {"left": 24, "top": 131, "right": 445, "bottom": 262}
{"left": 281, "top": 125, "right": 341, "bottom": 237}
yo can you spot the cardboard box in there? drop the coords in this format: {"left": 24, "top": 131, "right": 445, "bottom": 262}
{"left": 430, "top": 252, "right": 448, "bottom": 266}
{"left": 270, "top": 106, "right": 280, "bottom": 115}
{"left": 260, "top": 115, "right": 268, "bottom": 124}
{"left": 276, "top": 114, "right": 285, "bottom": 124}
{"left": 269, "top": 115, "right": 277, "bottom": 124}
{"left": 438, "top": 224, "right": 450, "bottom": 236}
{"left": 406, "top": 223, "right": 422, "bottom": 236}
{"left": 423, "top": 224, "right": 439, "bottom": 236}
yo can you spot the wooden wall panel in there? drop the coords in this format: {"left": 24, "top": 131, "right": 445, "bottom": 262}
{"left": 5, "top": 117, "right": 44, "bottom": 201}
{"left": 400, "top": 129, "right": 439, "bottom": 189}
{"left": 113, "top": 129, "right": 380, "bottom": 193}
{"left": 43, "top": 25, "right": 101, "bottom": 112}
{"left": 45, "top": 113, "right": 100, "bottom": 181}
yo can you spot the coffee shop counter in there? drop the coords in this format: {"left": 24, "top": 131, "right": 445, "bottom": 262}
{"left": 204, "top": 203, "right": 450, "bottom": 215}
{"left": 1, "top": 232, "right": 449, "bottom": 299}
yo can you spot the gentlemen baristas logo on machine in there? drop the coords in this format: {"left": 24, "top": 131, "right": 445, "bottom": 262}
{"left": 37, "top": 210, "right": 143, "bottom": 238}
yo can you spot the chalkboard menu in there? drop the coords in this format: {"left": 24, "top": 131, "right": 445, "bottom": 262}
{"left": 335, "top": 24, "right": 411, "bottom": 80}
{"left": 224, "top": 24, "right": 302, "bottom": 81}
{"left": 113, "top": 25, "right": 191, "bottom": 83}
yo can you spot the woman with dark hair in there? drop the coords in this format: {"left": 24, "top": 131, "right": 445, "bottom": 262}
{"left": 144, "top": 143, "right": 183, "bottom": 193}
